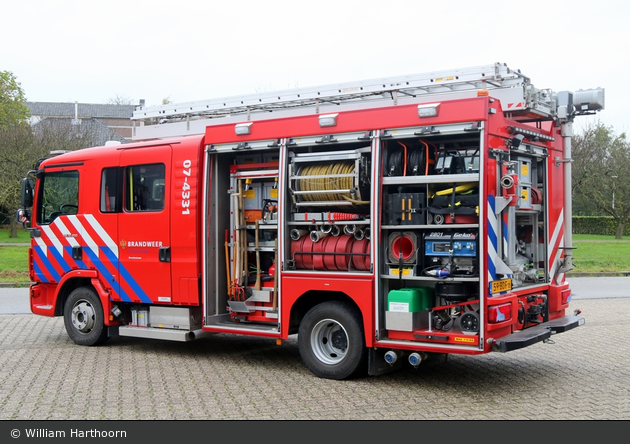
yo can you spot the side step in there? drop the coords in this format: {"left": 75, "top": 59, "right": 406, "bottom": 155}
{"left": 117, "top": 326, "right": 215, "bottom": 342}
{"left": 493, "top": 315, "right": 585, "bottom": 353}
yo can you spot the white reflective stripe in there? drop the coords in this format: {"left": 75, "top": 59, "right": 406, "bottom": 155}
{"left": 487, "top": 197, "right": 512, "bottom": 278}
{"left": 487, "top": 199, "right": 498, "bottom": 282}
{"left": 549, "top": 209, "right": 564, "bottom": 261}
{"left": 41, "top": 224, "right": 64, "bottom": 256}
{"left": 85, "top": 214, "right": 118, "bottom": 257}
{"left": 33, "top": 235, "right": 47, "bottom": 256}
{"left": 67, "top": 215, "right": 99, "bottom": 258}
{"left": 53, "top": 217, "right": 80, "bottom": 248}
{"left": 548, "top": 209, "right": 564, "bottom": 277}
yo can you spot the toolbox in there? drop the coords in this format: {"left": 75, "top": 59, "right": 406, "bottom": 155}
{"left": 385, "top": 288, "right": 433, "bottom": 331}
{"left": 384, "top": 192, "right": 426, "bottom": 225}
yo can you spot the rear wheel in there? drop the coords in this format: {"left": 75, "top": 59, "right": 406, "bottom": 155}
{"left": 298, "top": 301, "right": 367, "bottom": 380}
{"left": 63, "top": 286, "right": 109, "bottom": 346}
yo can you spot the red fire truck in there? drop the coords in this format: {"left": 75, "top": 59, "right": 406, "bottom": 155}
{"left": 17, "top": 63, "right": 604, "bottom": 379}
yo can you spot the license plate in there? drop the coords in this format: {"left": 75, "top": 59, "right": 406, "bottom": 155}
{"left": 491, "top": 278, "right": 512, "bottom": 294}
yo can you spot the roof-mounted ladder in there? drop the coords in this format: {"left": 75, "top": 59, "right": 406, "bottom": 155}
{"left": 130, "top": 62, "right": 557, "bottom": 141}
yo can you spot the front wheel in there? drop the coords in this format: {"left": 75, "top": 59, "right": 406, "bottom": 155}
{"left": 63, "top": 286, "right": 109, "bottom": 346}
{"left": 298, "top": 301, "right": 367, "bottom": 380}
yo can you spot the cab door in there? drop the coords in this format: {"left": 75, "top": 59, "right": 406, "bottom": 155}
{"left": 117, "top": 145, "right": 172, "bottom": 304}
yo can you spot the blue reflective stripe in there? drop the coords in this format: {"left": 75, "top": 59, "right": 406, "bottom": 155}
{"left": 99, "top": 247, "right": 122, "bottom": 300}
{"left": 101, "top": 247, "right": 151, "bottom": 304}
{"left": 63, "top": 246, "right": 87, "bottom": 270}
{"left": 487, "top": 195, "right": 498, "bottom": 283}
{"left": 118, "top": 263, "right": 152, "bottom": 304}
{"left": 49, "top": 246, "right": 71, "bottom": 273}
{"left": 32, "top": 260, "right": 49, "bottom": 283}
{"left": 488, "top": 257, "right": 497, "bottom": 282}
{"left": 83, "top": 247, "right": 129, "bottom": 302}
{"left": 487, "top": 221, "right": 498, "bottom": 252}
{"left": 33, "top": 246, "right": 60, "bottom": 282}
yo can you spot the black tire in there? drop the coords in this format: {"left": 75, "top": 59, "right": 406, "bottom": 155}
{"left": 298, "top": 301, "right": 367, "bottom": 380}
{"left": 63, "top": 286, "right": 109, "bottom": 346}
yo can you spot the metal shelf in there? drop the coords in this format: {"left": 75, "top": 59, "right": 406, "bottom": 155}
{"left": 382, "top": 224, "right": 479, "bottom": 230}
{"left": 380, "top": 274, "right": 479, "bottom": 282}
{"left": 382, "top": 173, "right": 479, "bottom": 186}
{"left": 243, "top": 224, "right": 277, "bottom": 230}
{"left": 288, "top": 220, "right": 370, "bottom": 226}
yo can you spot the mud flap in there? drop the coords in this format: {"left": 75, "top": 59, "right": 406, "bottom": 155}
{"left": 493, "top": 315, "right": 585, "bottom": 353}
{"left": 368, "top": 348, "right": 404, "bottom": 376}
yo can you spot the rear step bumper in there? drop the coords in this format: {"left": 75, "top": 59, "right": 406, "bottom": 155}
{"left": 493, "top": 315, "right": 585, "bottom": 353}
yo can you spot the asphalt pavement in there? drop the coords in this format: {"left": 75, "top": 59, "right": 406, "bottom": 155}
{"left": 566, "top": 276, "right": 630, "bottom": 299}
{"left": 0, "top": 287, "right": 30, "bottom": 314}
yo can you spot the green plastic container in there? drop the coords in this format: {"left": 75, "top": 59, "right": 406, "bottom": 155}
{"left": 387, "top": 287, "right": 433, "bottom": 312}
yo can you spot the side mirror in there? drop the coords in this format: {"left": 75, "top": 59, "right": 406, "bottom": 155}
{"left": 16, "top": 209, "right": 30, "bottom": 226}
{"left": 20, "top": 178, "right": 34, "bottom": 207}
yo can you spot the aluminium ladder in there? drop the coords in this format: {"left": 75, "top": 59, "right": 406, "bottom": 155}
{"left": 130, "top": 62, "right": 556, "bottom": 141}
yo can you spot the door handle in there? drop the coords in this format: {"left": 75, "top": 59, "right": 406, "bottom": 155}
{"left": 159, "top": 246, "right": 171, "bottom": 262}
{"left": 72, "top": 246, "right": 83, "bottom": 260}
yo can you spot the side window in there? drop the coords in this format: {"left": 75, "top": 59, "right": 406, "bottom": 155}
{"left": 100, "top": 167, "right": 121, "bottom": 213}
{"left": 124, "top": 163, "right": 165, "bottom": 212}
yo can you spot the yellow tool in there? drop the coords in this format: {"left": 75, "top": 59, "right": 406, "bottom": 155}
{"left": 433, "top": 182, "right": 476, "bottom": 197}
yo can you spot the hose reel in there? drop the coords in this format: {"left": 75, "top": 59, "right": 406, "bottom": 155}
{"left": 289, "top": 151, "right": 370, "bottom": 207}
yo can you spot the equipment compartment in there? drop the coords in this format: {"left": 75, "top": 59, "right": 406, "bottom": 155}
{"left": 284, "top": 133, "right": 373, "bottom": 273}
{"left": 378, "top": 124, "right": 483, "bottom": 346}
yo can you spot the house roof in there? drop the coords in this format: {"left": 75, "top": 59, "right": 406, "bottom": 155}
{"left": 26, "top": 102, "right": 138, "bottom": 119}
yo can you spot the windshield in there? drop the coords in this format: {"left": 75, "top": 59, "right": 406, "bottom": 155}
{"left": 37, "top": 170, "right": 79, "bottom": 225}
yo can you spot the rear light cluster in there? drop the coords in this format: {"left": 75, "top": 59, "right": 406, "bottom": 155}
{"left": 488, "top": 302, "right": 512, "bottom": 323}
{"left": 561, "top": 289, "right": 572, "bottom": 305}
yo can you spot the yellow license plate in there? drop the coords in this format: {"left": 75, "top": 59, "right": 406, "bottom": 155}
{"left": 491, "top": 278, "right": 512, "bottom": 294}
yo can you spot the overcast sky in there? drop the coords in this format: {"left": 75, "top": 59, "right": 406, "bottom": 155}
{"left": 3, "top": 0, "right": 627, "bottom": 134}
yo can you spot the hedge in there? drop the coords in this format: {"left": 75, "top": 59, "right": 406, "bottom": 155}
{"left": 572, "top": 216, "right": 630, "bottom": 236}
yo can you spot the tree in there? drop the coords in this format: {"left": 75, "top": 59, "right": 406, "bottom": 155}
{"left": 0, "top": 116, "right": 109, "bottom": 237}
{"left": 0, "top": 122, "right": 48, "bottom": 237}
{"left": 0, "top": 71, "right": 37, "bottom": 237}
{"left": 0, "top": 71, "right": 30, "bottom": 126}
{"left": 572, "top": 122, "right": 630, "bottom": 238}
{"left": 107, "top": 94, "right": 136, "bottom": 105}
{"left": 33, "top": 117, "right": 107, "bottom": 152}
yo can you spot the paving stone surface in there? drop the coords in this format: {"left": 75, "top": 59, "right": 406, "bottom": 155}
{"left": 0, "top": 297, "right": 627, "bottom": 421}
